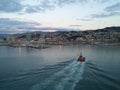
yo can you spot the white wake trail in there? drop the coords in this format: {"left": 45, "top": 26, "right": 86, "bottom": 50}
{"left": 32, "top": 60, "right": 87, "bottom": 90}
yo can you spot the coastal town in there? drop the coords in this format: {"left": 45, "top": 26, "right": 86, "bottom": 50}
{"left": 0, "top": 26, "right": 120, "bottom": 49}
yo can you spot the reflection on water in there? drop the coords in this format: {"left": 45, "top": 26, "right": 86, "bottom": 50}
{"left": 0, "top": 45, "right": 120, "bottom": 90}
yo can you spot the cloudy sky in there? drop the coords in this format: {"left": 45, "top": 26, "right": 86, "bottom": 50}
{"left": 0, "top": 0, "right": 120, "bottom": 34}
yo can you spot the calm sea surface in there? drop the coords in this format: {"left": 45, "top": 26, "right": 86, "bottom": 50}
{"left": 0, "top": 45, "right": 120, "bottom": 90}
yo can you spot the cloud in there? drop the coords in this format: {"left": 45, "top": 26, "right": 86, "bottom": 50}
{"left": 105, "top": 2, "right": 120, "bottom": 12}
{"left": 24, "top": 0, "right": 88, "bottom": 13}
{"left": 94, "top": 0, "right": 108, "bottom": 3}
{"left": 54, "top": 0, "right": 77, "bottom": 7}
{"left": 25, "top": 5, "right": 44, "bottom": 13}
{"left": 0, "top": 18, "right": 81, "bottom": 34}
{"left": 0, "top": 0, "right": 117, "bottom": 14}
{"left": 91, "top": 12, "right": 120, "bottom": 18}
{"left": 0, "top": 18, "right": 41, "bottom": 34}
{"left": 90, "top": 2, "right": 120, "bottom": 19}
{"left": 25, "top": 0, "right": 55, "bottom": 13}
{"left": 69, "top": 25, "right": 82, "bottom": 27}
{"left": 26, "top": 0, "right": 113, "bottom": 13}
{"left": 17, "top": 27, "right": 81, "bottom": 32}
{"left": 0, "top": 0, "right": 23, "bottom": 12}
{"left": 76, "top": 18, "right": 92, "bottom": 21}
{"left": 35, "top": 27, "right": 81, "bottom": 31}
{"left": 25, "top": 0, "right": 76, "bottom": 13}
{"left": 0, "top": 18, "right": 40, "bottom": 27}
{"left": 0, "top": 0, "right": 55, "bottom": 13}
{"left": 25, "top": 4, "right": 54, "bottom": 13}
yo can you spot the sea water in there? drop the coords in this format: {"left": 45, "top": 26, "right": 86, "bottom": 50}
{"left": 0, "top": 45, "right": 120, "bottom": 90}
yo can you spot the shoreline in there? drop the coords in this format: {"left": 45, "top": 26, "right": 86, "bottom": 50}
{"left": 0, "top": 42, "right": 120, "bottom": 49}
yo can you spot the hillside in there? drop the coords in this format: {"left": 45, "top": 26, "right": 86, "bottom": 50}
{"left": 0, "top": 26, "right": 120, "bottom": 45}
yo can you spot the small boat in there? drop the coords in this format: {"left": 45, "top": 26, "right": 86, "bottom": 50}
{"left": 77, "top": 53, "right": 85, "bottom": 62}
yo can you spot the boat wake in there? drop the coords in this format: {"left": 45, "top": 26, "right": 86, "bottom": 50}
{"left": 32, "top": 60, "right": 87, "bottom": 90}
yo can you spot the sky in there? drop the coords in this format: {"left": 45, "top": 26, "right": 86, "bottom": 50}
{"left": 0, "top": 0, "right": 120, "bottom": 34}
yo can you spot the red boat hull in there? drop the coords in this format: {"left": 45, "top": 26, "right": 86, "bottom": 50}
{"left": 77, "top": 57, "right": 85, "bottom": 62}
